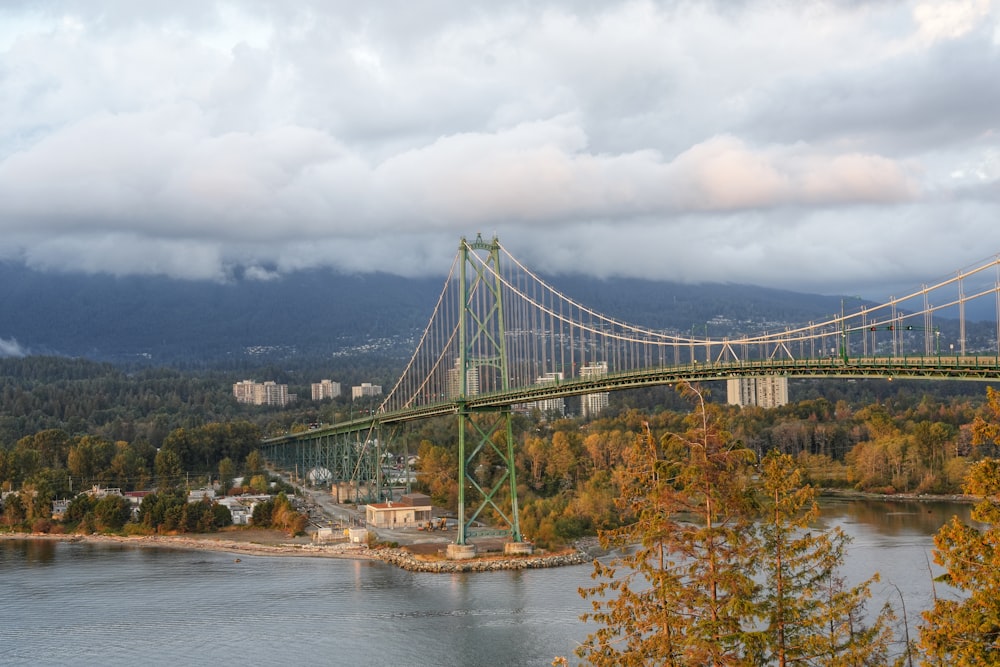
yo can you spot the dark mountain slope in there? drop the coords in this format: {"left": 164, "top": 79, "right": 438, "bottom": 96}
{"left": 0, "top": 262, "right": 850, "bottom": 365}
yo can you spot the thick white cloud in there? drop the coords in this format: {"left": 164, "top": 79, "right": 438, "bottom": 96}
{"left": 0, "top": 0, "right": 998, "bottom": 296}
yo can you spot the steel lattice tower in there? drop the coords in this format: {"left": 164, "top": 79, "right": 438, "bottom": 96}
{"left": 455, "top": 234, "right": 522, "bottom": 545}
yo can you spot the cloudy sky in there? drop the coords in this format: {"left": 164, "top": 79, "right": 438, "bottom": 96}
{"left": 1, "top": 0, "right": 998, "bottom": 296}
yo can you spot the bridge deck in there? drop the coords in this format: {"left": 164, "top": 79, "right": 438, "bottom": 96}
{"left": 263, "top": 354, "right": 1000, "bottom": 445}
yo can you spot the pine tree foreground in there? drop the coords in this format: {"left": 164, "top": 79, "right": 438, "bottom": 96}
{"left": 920, "top": 457, "right": 1000, "bottom": 666}
{"left": 574, "top": 382, "right": 895, "bottom": 666}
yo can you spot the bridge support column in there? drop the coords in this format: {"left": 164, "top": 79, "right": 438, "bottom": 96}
{"left": 446, "top": 543, "right": 477, "bottom": 560}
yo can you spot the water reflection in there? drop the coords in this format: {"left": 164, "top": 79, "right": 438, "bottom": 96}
{"left": 1, "top": 538, "right": 58, "bottom": 566}
{"left": 819, "top": 495, "right": 974, "bottom": 536}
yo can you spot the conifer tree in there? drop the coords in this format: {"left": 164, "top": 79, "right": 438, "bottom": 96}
{"left": 755, "top": 450, "right": 895, "bottom": 666}
{"left": 577, "top": 382, "right": 759, "bottom": 666}
{"left": 920, "top": 457, "right": 1000, "bottom": 665}
{"left": 577, "top": 384, "right": 898, "bottom": 666}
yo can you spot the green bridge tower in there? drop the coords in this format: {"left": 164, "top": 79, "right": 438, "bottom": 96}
{"left": 453, "top": 234, "right": 524, "bottom": 555}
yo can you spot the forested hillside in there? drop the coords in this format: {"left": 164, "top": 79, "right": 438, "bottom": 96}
{"left": 3, "top": 353, "right": 1000, "bottom": 546}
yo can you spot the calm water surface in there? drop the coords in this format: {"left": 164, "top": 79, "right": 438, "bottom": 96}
{"left": 0, "top": 497, "right": 974, "bottom": 667}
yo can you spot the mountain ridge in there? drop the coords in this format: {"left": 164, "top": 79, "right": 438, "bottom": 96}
{"left": 0, "top": 262, "right": 851, "bottom": 365}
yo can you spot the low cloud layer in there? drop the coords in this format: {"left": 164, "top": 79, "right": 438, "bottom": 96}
{"left": 0, "top": 338, "right": 27, "bottom": 358}
{"left": 1, "top": 1, "right": 998, "bottom": 295}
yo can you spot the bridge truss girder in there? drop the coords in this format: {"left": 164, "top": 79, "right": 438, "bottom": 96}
{"left": 259, "top": 429, "right": 384, "bottom": 504}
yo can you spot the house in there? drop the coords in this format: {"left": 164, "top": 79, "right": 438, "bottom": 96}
{"left": 51, "top": 499, "right": 72, "bottom": 520}
{"left": 123, "top": 491, "right": 154, "bottom": 519}
{"left": 188, "top": 487, "right": 216, "bottom": 503}
{"left": 216, "top": 496, "right": 253, "bottom": 525}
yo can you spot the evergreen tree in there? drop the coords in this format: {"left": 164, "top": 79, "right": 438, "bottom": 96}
{"left": 755, "top": 450, "right": 895, "bottom": 666}
{"left": 578, "top": 382, "right": 759, "bottom": 666}
{"left": 920, "top": 457, "right": 1000, "bottom": 665}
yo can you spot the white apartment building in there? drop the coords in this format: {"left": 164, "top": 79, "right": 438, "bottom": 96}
{"left": 525, "top": 371, "right": 565, "bottom": 419}
{"left": 233, "top": 380, "right": 293, "bottom": 406}
{"left": 311, "top": 379, "right": 342, "bottom": 401}
{"left": 579, "top": 361, "right": 610, "bottom": 418}
{"left": 727, "top": 376, "right": 789, "bottom": 409}
{"left": 447, "top": 358, "right": 480, "bottom": 398}
{"left": 351, "top": 382, "right": 383, "bottom": 400}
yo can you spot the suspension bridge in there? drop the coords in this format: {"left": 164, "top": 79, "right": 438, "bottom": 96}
{"left": 261, "top": 234, "right": 1000, "bottom": 556}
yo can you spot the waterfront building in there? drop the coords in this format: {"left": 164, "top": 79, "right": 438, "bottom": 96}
{"left": 365, "top": 493, "right": 433, "bottom": 529}
{"left": 216, "top": 496, "right": 253, "bottom": 525}
{"left": 727, "top": 376, "right": 789, "bottom": 408}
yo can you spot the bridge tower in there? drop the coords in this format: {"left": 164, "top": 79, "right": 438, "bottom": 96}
{"left": 453, "top": 234, "right": 523, "bottom": 551}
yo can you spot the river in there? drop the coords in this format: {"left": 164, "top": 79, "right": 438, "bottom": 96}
{"left": 0, "top": 496, "right": 974, "bottom": 667}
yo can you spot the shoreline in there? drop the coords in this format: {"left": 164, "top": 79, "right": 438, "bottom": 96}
{"left": 0, "top": 531, "right": 593, "bottom": 572}
{"left": 5, "top": 492, "right": 968, "bottom": 570}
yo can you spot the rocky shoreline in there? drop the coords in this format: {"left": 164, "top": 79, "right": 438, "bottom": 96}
{"left": 371, "top": 546, "right": 592, "bottom": 572}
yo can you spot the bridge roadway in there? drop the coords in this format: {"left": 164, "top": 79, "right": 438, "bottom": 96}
{"left": 262, "top": 353, "right": 1000, "bottom": 446}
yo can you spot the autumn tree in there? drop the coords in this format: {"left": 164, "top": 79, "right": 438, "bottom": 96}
{"left": 971, "top": 386, "right": 1000, "bottom": 451}
{"left": 251, "top": 492, "right": 307, "bottom": 535}
{"left": 416, "top": 440, "right": 457, "bottom": 509}
{"left": 578, "top": 382, "right": 759, "bottom": 666}
{"left": 920, "top": 457, "right": 1000, "bottom": 665}
{"left": 245, "top": 449, "right": 265, "bottom": 477}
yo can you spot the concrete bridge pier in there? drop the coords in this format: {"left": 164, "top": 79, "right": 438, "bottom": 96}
{"left": 446, "top": 543, "right": 477, "bottom": 559}
{"left": 503, "top": 542, "right": 535, "bottom": 556}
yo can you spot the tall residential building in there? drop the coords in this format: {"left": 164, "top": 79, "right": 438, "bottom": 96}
{"left": 233, "top": 380, "right": 256, "bottom": 404}
{"left": 446, "top": 358, "right": 480, "bottom": 398}
{"left": 579, "top": 361, "right": 610, "bottom": 418}
{"left": 311, "top": 379, "right": 342, "bottom": 401}
{"left": 525, "top": 371, "right": 565, "bottom": 419}
{"left": 727, "top": 376, "right": 789, "bottom": 409}
{"left": 260, "top": 381, "right": 290, "bottom": 406}
{"left": 351, "top": 382, "right": 383, "bottom": 400}
{"left": 232, "top": 380, "right": 293, "bottom": 406}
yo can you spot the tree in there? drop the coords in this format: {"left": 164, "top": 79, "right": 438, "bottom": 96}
{"left": 245, "top": 449, "right": 265, "bottom": 477}
{"left": 109, "top": 441, "right": 148, "bottom": 490}
{"left": 578, "top": 382, "right": 759, "bottom": 666}
{"left": 249, "top": 474, "right": 269, "bottom": 494}
{"left": 218, "top": 457, "right": 235, "bottom": 494}
{"left": 154, "top": 449, "right": 183, "bottom": 489}
{"left": 1, "top": 493, "right": 26, "bottom": 528}
{"left": 64, "top": 494, "right": 96, "bottom": 526}
{"left": 920, "top": 457, "right": 1000, "bottom": 665}
{"left": 755, "top": 450, "right": 894, "bottom": 666}
{"left": 416, "top": 440, "right": 457, "bottom": 509}
{"left": 971, "top": 386, "right": 1000, "bottom": 450}
{"left": 93, "top": 494, "right": 131, "bottom": 532}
